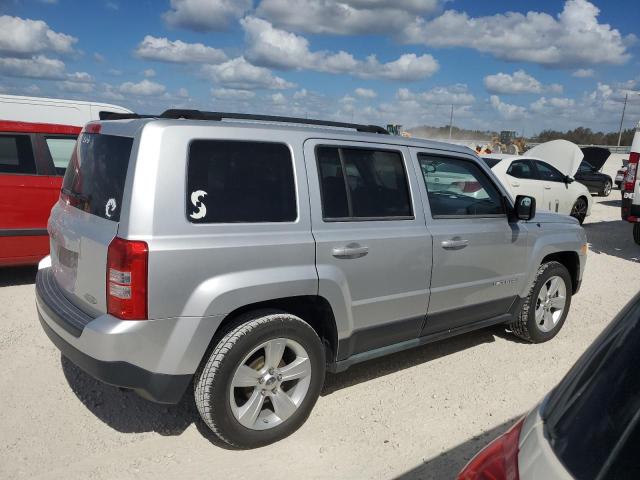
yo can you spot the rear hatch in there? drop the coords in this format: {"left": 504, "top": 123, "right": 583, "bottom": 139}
{"left": 48, "top": 129, "right": 134, "bottom": 316}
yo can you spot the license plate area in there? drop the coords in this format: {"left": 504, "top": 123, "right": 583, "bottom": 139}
{"left": 58, "top": 245, "right": 78, "bottom": 270}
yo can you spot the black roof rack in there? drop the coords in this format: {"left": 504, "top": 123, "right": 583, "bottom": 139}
{"left": 99, "top": 109, "right": 389, "bottom": 135}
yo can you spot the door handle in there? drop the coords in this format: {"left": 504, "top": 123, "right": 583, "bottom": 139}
{"left": 441, "top": 239, "right": 469, "bottom": 250}
{"left": 511, "top": 182, "right": 520, "bottom": 187}
{"left": 332, "top": 243, "right": 369, "bottom": 259}
{"left": 544, "top": 185, "right": 552, "bottom": 190}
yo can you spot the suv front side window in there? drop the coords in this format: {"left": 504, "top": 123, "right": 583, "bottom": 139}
{"left": 316, "top": 146, "right": 413, "bottom": 221}
{"left": 418, "top": 154, "right": 504, "bottom": 218}
{"left": 186, "top": 140, "right": 296, "bottom": 223}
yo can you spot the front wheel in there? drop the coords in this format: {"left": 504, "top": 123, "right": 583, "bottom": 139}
{"left": 510, "top": 261, "right": 572, "bottom": 343}
{"left": 634, "top": 223, "right": 640, "bottom": 245}
{"left": 570, "top": 197, "right": 588, "bottom": 224}
{"left": 599, "top": 180, "right": 612, "bottom": 197}
{"left": 194, "top": 310, "right": 325, "bottom": 449}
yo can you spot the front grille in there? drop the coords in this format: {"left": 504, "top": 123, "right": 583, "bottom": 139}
{"left": 36, "top": 268, "right": 95, "bottom": 337}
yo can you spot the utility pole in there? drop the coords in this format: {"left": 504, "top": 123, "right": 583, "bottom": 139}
{"left": 617, "top": 93, "right": 628, "bottom": 147}
{"left": 448, "top": 104, "right": 454, "bottom": 140}
{"left": 617, "top": 91, "right": 640, "bottom": 147}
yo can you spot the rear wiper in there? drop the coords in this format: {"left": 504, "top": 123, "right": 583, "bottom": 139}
{"left": 61, "top": 187, "right": 91, "bottom": 203}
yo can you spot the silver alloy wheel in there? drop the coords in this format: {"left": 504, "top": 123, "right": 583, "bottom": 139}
{"left": 229, "top": 338, "right": 312, "bottom": 431}
{"left": 534, "top": 275, "right": 567, "bottom": 333}
{"left": 603, "top": 181, "right": 612, "bottom": 196}
{"left": 570, "top": 198, "right": 587, "bottom": 223}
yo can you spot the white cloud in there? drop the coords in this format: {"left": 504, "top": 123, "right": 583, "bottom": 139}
{"left": 271, "top": 92, "right": 286, "bottom": 104}
{"left": 0, "top": 15, "right": 77, "bottom": 56}
{"left": 108, "top": 68, "right": 123, "bottom": 76}
{"left": 212, "top": 87, "right": 256, "bottom": 100}
{"left": 143, "top": 68, "right": 156, "bottom": 77}
{"left": 530, "top": 96, "right": 575, "bottom": 113}
{"left": 293, "top": 89, "right": 307, "bottom": 100}
{"left": 66, "top": 71, "right": 93, "bottom": 82}
{"left": 403, "top": 0, "right": 634, "bottom": 67}
{"left": 484, "top": 70, "right": 563, "bottom": 95}
{"left": 202, "top": 56, "right": 295, "bottom": 90}
{"left": 257, "top": 0, "right": 441, "bottom": 35}
{"left": 119, "top": 79, "right": 166, "bottom": 96}
{"left": 355, "top": 87, "right": 377, "bottom": 98}
{"left": 94, "top": 52, "right": 106, "bottom": 63}
{"left": 163, "top": 0, "right": 252, "bottom": 31}
{"left": 397, "top": 84, "right": 475, "bottom": 105}
{"left": 489, "top": 95, "right": 528, "bottom": 119}
{"left": 135, "top": 35, "right": 227, "bottom": 64}
{"left": 58, "top": 80, "right": 93, "bottom": 93}
{"left": 572, "top": 68, "right": 594, "bottom": 78}
{"left": 177, "top": 87, "right": 189, "bottom": 98}
{"left": 0, "top": 55, "right": 66, "bottom": 79}
{"left": 242, "top": 17, "right": 438, "bottom": 80}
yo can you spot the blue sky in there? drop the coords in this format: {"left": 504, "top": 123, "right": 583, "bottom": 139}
{"left": 1, "top": 0, "right": 639, "bottom": 134}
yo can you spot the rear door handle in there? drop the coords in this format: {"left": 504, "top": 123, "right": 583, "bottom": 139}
{"left": 441, "top": 239, "right": 469, "bottom": 250}
{"left": 332, "top": 243, "right": 369, "bottom": 259}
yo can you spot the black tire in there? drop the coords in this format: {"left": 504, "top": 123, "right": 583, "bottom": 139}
{"left": 510, "top": 261, "right": 572, "bottom": 343}
{"left": 634, "top": 223, "right": 640, "bottom": 246}
{"left": 570, "top": 197, "right": 588, "bottom": 224}
{"left": 599, "top": 180, "right": 612, "bottom": 197}
{"left": 194, "top": 309, "right": 325, "bottom": 449}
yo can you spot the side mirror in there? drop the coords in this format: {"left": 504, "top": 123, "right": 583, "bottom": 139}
{"left": 514, "top": 195, "right": 536, "bottom": 221}
{"left": 564, "top": 175, "right": 574, "bottom": 184}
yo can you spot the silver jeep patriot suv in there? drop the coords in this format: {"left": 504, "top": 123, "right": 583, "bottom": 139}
{"left": 36, "top": 110, "right": 587, "bottom": 448}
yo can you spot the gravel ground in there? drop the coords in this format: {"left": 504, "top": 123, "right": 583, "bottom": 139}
{"left": 1, "top": 156, "right": 638, "bottom": 480}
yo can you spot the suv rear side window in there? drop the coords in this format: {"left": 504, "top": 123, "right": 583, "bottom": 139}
{"left": 0, "top": 134, "right": 36, "bottom": 174}
{"left": 187, "top": 140, "right": 296, "bottom": 223}
{"left": 419, "top": 154, "right": 504, "bottom": 217}
{"left": 316, "top": 146, "right": 412, "bottom": 220}
{"left": 62, "top": 133, "right": 133, "bottom": 222}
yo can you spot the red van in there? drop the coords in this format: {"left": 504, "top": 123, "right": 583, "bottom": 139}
{"left": 0, "top": 121, "right": 80, "bottom": 266}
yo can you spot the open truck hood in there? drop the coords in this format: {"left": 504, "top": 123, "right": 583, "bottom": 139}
{"left": 580, "top": 146, "right": 611, "bottom": 171}
{"left": 527, "top": 140, "right": 584, "bottom": 176}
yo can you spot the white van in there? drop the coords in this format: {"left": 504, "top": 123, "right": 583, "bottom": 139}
{"left": 0, "top": 94, "right": 132, "bottom": 127}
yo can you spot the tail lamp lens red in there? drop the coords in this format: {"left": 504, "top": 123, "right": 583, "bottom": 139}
{"left": 457, "top": 417, "right": 525, "bottom": 480}
{"left": 106, "top": 237, "right": 148, "bottom": 320}
{"left": 624, "top": 152, "right": 639, "bottom": 191}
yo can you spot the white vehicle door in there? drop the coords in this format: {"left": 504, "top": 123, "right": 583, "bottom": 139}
{"left": 504, "top": 159, "right": 545, "bottom": 204}
{"left": 533, "top": 160, "right": 571, "bottom": 213}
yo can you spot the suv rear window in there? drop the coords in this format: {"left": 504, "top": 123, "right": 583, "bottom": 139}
{"left": 62, "top": 133, "right": 133, "bottom": 222}
{"left": 186, "top": 140, "right": 296, "bottom": 223}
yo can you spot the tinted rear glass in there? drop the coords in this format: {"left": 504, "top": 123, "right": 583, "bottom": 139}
{"left": 186, "top": 140, "right": 296, "bottom": 223}
{"left": 543, "top": 295, "right": 640, "bottom": 480}
{"left": 62, "top": 133, "right": 133, "bottom": 222}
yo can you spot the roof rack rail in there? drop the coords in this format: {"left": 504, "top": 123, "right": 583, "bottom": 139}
{"left": 100, "top": 109, "right": 388, "bottom": 134}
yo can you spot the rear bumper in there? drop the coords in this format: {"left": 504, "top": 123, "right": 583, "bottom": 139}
{"left": 36, "top": 264, "right": 224, "bottom": 404}
{"left": 38, "top": 312, "right": 191, "bottom": 403}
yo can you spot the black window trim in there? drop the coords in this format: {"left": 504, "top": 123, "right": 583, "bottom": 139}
{"left": 506, "top": 158, "right": 536, "bottom": 180}
{"left": 0, "top": 132, "right": 40, "bottom": 176}
{"left": 185, "top": 138, "right": 299, "bottom": 225}
{"left": 314, "top": 144, "right": 415, "bottom": 223}
{"left": 417, "top": 152, "right": 508, "bottom": 220}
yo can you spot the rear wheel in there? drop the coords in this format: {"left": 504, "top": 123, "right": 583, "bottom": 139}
{"left": 510, "top": 261, "right": 572, "bottom": 343}
{"left": 634, "top": 223, "right": 640, "bottom": 246}
{"left": 599, "top": 180, "right": 612, "bottom": 197}
{"left": 194, "top": 310, "right": 325, "bottom": 449}
{"left": 570, "top": 197, "right": 588, "bottom": 224}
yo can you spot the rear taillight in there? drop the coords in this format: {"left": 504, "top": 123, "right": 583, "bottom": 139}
{"left": 107, "top": 237, "right": 148, "bottom": 320}
{"left": 624, "top": 152, "right": 639, "bottom": 191}
{"left": 457, "top": 417, "right": 525, "bottom": 480}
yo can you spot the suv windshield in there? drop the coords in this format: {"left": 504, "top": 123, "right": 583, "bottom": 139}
{"left": 61, "top": 133, "right": 133, "bottom": 222}
{"left": 542, "top": 293, "right": 640, "bottom": 480}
